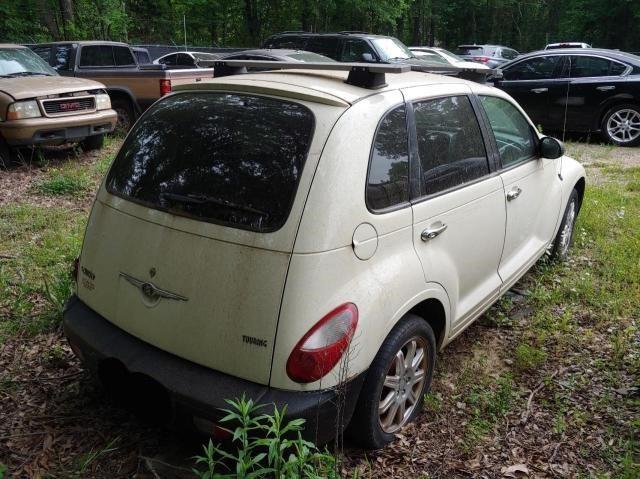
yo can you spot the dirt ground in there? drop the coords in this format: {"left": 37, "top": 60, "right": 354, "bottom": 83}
{"left": 0, "top": 139, "right": 638, "bottom": 478}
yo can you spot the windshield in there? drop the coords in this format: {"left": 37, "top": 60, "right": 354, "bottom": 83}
{"left": 0, "top": 48, "right": 57, "bottom": 76}
{"left": 371, "top": 38, "right": 414, "bottom": 61}
{"left": 106, "top": 92, "right": 315, "bottom": 232}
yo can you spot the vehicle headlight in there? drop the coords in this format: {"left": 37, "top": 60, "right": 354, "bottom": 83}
{"left": 95, "top": 94, "right": 111, "bottom": 110}
{"left": 7, "top": 100, "right": 41, "bottom": 120}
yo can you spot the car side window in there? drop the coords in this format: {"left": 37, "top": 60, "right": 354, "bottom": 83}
{"left": 306, "top": 37, "right": 340, "bottom": 60}
{"left": 159, "top": 54, "right": 177, "bottom": 66}
{"left": 341, "top": 39, "right": 375, "bottom": 62}
{"left": 366, "top": 105, "right": 410, "bottom": 210}
{"left": 80, "top": 45, "right": 115, "bottom": 67}
{"left": 114, "top": 46, "right": 136, "bottom": 66}
{"left": 609, "top": 61, "right": 628, "bottom": 76}
{"left": 480, "top": 96, "right": 537, "bottom": 167}
{"left": 414, "top": 96, "right": 489, "bottom": 196}
{"left": 176, "top": 53, "right": 195, "bottom": 66}
{"left": 565, "top": 55, "right": 619, "bottom": 78}
{"left": 503, "top": 56, "right": 561, "bottom": 80}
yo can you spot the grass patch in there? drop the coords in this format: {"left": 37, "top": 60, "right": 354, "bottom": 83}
{"left": 514, "top": 343, "right": 547, "bottom": 371}
{"left": 0, "top": 203, "right": 84, "bottom": 342}
{"left": 36, "top": 172, "right": 89, "bottom": 196}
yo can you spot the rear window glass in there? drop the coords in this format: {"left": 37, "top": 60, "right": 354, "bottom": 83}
{"left": 106, "top": 93, "right": 315, "bottom": 232}
{"left": 80, "top": 46, "right": 114, "bottom": 67}
{"left": 456, "top": 46, "right": 483, "bottom": 55}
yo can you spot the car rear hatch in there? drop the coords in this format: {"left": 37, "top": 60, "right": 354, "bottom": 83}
{"left": 77, "top": 89, "right": 345, "bottom": 384}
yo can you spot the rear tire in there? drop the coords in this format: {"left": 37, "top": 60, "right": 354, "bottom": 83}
{"left": 549, "top": 189, "right": 579, "bottom": 261}
{"left": 601, "top": 103, "right": 640, "bottom": 147}
{"left": 348, "top": 314, "right": 436, "bottom": 449}
{"left": 112, "top": 98, "right": 135, "bottom": 132}
{"left": 81, "top": 134, "right": 105, "bottom": 151}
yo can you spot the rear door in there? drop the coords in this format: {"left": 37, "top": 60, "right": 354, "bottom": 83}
{"left": 78, "top": 91, "right": 342, "bottom": 384}
{"left": 560, "top": 55, "right": 631, "bottom": 131}
{"left": 496, "top": 55, "right": 563, "bottom": 128}
{"left": 478, "top": 95, "right": 562, "bottom": 286}
{"left": 404, "top": 85, "right": 506, "bottom": 333}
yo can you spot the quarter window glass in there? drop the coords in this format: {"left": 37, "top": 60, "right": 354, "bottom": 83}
{"left": 503, "top": 56, "right": 560, "bottom": 80}
{"left": 480, "top": 96, "right": 536, "bottom": 167}
{"left": 80, "top": 46, "right": 114, "bottom": 67}
{"left": 567, "top": 56, "right": 615, "bottom": 77}
{"left": 114, "top": 46, "right": 135, "bottom": 66}
{"left": 414, "top": 96, "right": 489, "bottom": 196}
{"left": 609, "top": 61, "right": 627, "bottom": 76}
{"left": 340, "top": 40, "right": 375, "bottom": 62}
{"left": 366, "top": 106, "right": 410, "bottom": 210}
{"left": 106, "top": 93, "right": 314, "bottom": 232}
{"left": 159, "top": 54, "right": 177, "bottom": 65}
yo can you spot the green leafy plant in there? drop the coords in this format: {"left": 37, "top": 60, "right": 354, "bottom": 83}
{"left": 192, "top": 396, "right": 337, "bottom": 479}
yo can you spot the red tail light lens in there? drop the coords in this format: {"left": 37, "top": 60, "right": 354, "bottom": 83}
{"left": 286, "top": 303, "right": 358, "bottom": 383}
{"left": 473, "top": 56, "right": 490, "bottom": 63}
{"left": 160, "top": 79, "right": 172, "bottom": 96}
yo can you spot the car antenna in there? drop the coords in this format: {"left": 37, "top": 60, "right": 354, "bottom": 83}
{"left": 562, "top": 56, "right": 571, "bottom": 143}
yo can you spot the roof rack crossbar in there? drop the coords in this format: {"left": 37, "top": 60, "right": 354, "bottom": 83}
{"left": 207, "top": 60, "right": 412, "bottom": 89}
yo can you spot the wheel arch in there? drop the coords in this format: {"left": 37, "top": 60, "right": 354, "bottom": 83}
{"left": 106, "top": 87, "right": 140, "bottom": 115}
{"left": 406, "top": 298, "right": 447, "bottom": 349}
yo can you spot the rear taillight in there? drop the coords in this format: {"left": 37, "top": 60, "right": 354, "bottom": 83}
{"left": 72, "top": 257, "right": 79, "bottom": 283}
{"left": 473, "top": 56, "right": 490, "bottom": 63}
{"left": 160, "top": 79, "right": 172, "bottom": 96}
{"left": 286, "top": 303, "right": 358, "bottom": 383}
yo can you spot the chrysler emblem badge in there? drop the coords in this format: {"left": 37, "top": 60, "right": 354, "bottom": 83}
{"left": 119, "top": 272, "right": 188, "bottom": 302}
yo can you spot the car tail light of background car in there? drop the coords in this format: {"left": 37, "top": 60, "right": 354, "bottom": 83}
{"left": 160, "top": 79, "right": 172, "bottom": 96}
{"left": 286, "top": 303, "right": 358, "bottom": 383}
{"left": 473, "top": 56, "right": 490, "bottom": 63}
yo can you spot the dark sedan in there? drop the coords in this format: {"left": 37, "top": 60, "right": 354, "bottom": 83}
{"left": 492, "top": 48, "right": 640, "bottom": 146}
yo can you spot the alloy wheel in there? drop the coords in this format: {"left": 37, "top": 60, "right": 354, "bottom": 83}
{"left": 559, "top": 200, "right": 576, "bottom": 256}
{"left": 378, "top": 336, "right": 428, "bottom": 433}
{"left": 607, "top": 109, "right": 640, "bottom": 144}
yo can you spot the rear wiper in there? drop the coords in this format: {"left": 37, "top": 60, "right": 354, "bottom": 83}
{"left": 160, "top": 192, "right": 269, "bottom": 217}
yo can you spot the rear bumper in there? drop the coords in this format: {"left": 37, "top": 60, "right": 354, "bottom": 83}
{"left": 62, "top": 295, "right": 364, "bottom": 444}
{"left": 1, "top": 109, "right": 117, "bottom": 146}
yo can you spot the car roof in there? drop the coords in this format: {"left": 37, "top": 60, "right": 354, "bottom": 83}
{"left": 265, "top": 32, "right": 398, "bottom": 41}
{"left": 0, "top": 44, "right": 27, "bottom": 49}
{"left": 506, "top": 48, "right": 640, "bottom": 66}
{"left": 32, "top": 41, "right": 130, "bottom": 47}
{"left": 174, "top": 69, "right": 480, "bottom": 106}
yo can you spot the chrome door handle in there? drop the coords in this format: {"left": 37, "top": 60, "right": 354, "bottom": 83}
{"left": 506, "top": 187, "right": 522, "bottom": 201}
{"left": 596, "top": 85, "right": 615, "bottom": 91}
{"left": 531, "top": 88, "right": 548, "bottom": 93}
{"left": 421, "top": 223, "right": 447, "bottom": 241}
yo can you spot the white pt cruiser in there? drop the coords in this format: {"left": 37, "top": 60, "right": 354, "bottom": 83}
{"left": 64, "top": 62, "right": 586, "bottom": 449}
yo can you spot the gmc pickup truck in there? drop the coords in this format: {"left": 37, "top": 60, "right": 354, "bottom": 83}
{"left": 0, "top": 44, "right": 116, "bottom": 165}
{"left": 31, "top": 41, "right": 213, "bottom": 130}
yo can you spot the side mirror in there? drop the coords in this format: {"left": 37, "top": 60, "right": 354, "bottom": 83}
{"left": 539, "top": 136, "right": 565, "bottom": 159}
{"left": 362, "top": 53, "right": 375, "bottom": 63}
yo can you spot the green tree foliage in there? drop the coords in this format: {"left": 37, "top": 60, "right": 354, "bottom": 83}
{"left": 0, "top": 0, "right": 639, "bottom": 52}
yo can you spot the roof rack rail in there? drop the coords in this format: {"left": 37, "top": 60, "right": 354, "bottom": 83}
{"left": 207, "top": 60, "right": 411, "bottom": 89}
{"left": 276, "top": 31, "right": 312, "bottom": 34}
{"left": 338, "top": 31, "right": 369, "bottom": 35}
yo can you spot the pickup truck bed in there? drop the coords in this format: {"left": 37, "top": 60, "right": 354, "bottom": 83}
{"left": 31, "top": 41, "right": 213, "bottom": 129}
